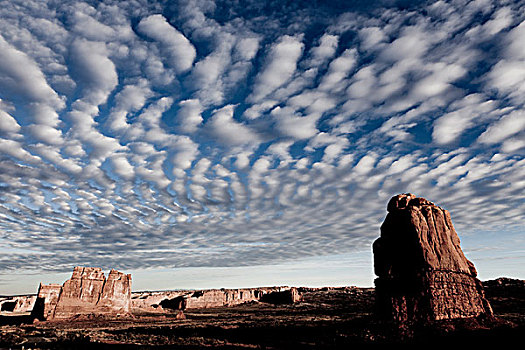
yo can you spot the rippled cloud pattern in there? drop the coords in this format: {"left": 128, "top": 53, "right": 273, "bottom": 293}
{"left": 0, "top": 0, "right": 523, "bottom": 279}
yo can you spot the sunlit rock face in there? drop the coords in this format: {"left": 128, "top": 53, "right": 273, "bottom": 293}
{"left": 31, "top": 283, "right": 61, "bottom": 320}
{"left": 373, "top": 194, "right": 493, "bottom": 324}
{"left": 32, "top": 267, "right": 131, "bottom": 320}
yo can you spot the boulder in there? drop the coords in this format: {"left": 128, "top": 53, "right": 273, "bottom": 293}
{"left": 373, "top": 194, "right": 493, "bottom": 324}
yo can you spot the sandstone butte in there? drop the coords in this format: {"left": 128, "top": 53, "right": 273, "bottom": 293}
{"left": 32, "top": 267, "right": 131, "bottom": 320}
{"left": 373, "top": 193, "right": 493, "bottom": 325}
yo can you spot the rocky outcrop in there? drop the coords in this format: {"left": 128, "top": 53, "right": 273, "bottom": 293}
{"left": 33, "top": 267, "right": 131, "bottom": 320}
{"left": 260, "top": 287, "right": 301, "bottom": 304}
{"left": 373, "top": 193, "right": 493, "bottom": 324}
{"left": 0, "top": 295, "right": 36, "bottom": 313}
{"left": 31, "top": 284, "right": 61, "bottom": 320}
{"left": 131, "top": 287, "right": 300, "bottom": 311}
{"left": 97, "top": 269, "right": 132, "bottom": 311}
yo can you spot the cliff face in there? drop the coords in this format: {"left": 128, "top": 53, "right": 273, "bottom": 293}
{"left": 33, "top": 267, "right": 131, "bottom": 320}
{"left": 373, "top": 193, "right": 493, "bottom": 324}
{"left": 131, "top": 287, "right": 300, "bottom": 311}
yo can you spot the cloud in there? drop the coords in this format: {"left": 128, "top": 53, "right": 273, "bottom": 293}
{"left": 206, "top": 104, "right": 260, "bottom": 145}
{"left": 137, "top": 14, "right": 196, "bottom": 73}
{"left": 69, "top": 39, "right": 118, "bottom": 105}
{"left": 486, "top": 20, "right": 525, "bottom": 103}
{"left": 26, "top": 125, "right": 63, "bottom": 145}
{"left": 0, "top": 35, "right": 63, "bottom": 110}
{"left": 478, "top": 110, "right": 525, "bottom": 145}
{"left": 432, "top": 94, "right": 497, "bottom": 145}
{"left": 105, "top": 80, "right": 153, "bottom": 132}
{"left": 0, "top": 109, "right": 21, "bottom": 135}
{"left": 307, "top": 34, "right": 339, "bottom": 67}
{"left": 249, "top": 35, "right": 304, "bottom": 103}
{"left": 0, "top": 0, "right": 524, "bottom": 290}
{"left": 176, "top": 99, "right": 203, "bottom": 133}
{"left": 318, "top": 48, "right": 357, "bottom": 92}
{"left": 358, "top": 26, "right": 387, "bottom": 51}
{"left": 109, "top": 154, "right": 135, "bottom": 180}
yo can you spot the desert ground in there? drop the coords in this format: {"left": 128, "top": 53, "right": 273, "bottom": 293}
{"left": 1, "top": 278, "right": 523, "bottom": 349}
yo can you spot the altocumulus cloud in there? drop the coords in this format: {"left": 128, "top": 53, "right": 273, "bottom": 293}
{"left": 0, "top": 0, "right": 524, "bottom": 283}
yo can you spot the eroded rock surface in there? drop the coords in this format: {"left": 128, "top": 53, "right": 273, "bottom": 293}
{"left": 33, "top": 267, "right": 131, "bottom": 320}
{"left": 373, "top": 193, "right": 493, "bottom": 324}
{"left": 132, "top": 286, "right": 300, "bottom": 312}
{"left": 31, "top": 284, "right": 61, "bottom": 320}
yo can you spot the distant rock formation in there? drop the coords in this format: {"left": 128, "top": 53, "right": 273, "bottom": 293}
{"left": 373, "top": 193, "right": 493, "bottom": 325}
{"left": 260, "top": 287, "right": 301, "bottom": 304}
{"left": 32, "top": 267, "right": 131, "bottom": 320}
{"left": 132, "top": 286, "right": 300, "bottom": 311}
{"left": 0, "top": 295, "right": 36, "bottom": 313}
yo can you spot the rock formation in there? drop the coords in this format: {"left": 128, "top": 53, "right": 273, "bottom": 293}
{"left": 31, "top": 284, "right": 61, "bottom": 320}
{"left": 373, "top": 193, "right": 493, "bottom": 325}
{"left": 132, "top": 287, "right": 300, "bottom": 311}
{"left": 0, "top": 295, "right": 37, "bottom": 313}
{"left": 260, "top": 287, "right": 301, "bottom": 304}
{"left": 33, "top": 267, "right": 131, "bottom": 320}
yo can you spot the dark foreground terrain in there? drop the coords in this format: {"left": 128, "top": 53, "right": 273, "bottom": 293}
{"left": 1, "top": 279, "right": 524, "bottom": 349}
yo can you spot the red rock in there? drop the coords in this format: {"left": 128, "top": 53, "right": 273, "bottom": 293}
{"left": 98, "top": 269, "right": 132, "bottom": 311}
{"left": 31, "top": 283, "right": 62, "bottom": 320}
{"left": 373, "top": 194, "right": 493, "bottom": 324}
{"left": 32, "top": 267, "right": 132, "bottom": 320}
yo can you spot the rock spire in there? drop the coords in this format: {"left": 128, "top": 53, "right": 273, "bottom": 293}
{"left": 373, "top": 193, "right": 493, "bottom": 324}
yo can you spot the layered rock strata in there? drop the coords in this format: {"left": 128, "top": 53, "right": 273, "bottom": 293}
{"left": 31, "top": 284, "right": 61, "bottom": 320}
{"left": 33, "top": 267, "right": 131, "bottom": 320}
{"left": 0, "top": 295, "right": 36, "bottom": 313}
{"left": 132, "top": 286, "right": 300, "bottom": 311}
{"left": 373, "top": 193, "right": 493, "bottom": 324}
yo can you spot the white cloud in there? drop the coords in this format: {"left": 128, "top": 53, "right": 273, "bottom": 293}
{"left": 318, "top": 49, "right": 357, "bottom": 92}
{"left": 0, "top": 35, "right": 63, "bottom": 110}
{"left": 71, "top": 11, "right": 116, "bottom": 41}
{"left": 26, "top": 125, "right": 63, "bottom": 145}
{"left": 486, "top": 20, "right": 525, "bottom": 103}
{"left": 177, "top": 99, "right": 203, "bottom": 133}
{"left": 359, "top": 27, "right": 387, "bottom": 51}
{"left": 137, "top": 14, "right": 196, "bottom": 73}
{"left": 478, "top": 110, "right": 525, "bottom": 145}
{"left": 0, "top": 109, "right": 20, "bottom": 134}
{"left": 308, "top": 34, "right": 339, "bottom": 67}
{"left": 109, "top": 155, "right": 134, "bottom": 180}
{"left": 206, "top": 105, "right": 260, "bottom": 145}
{"left": 353, "top": 154, "right": 376, "bottom": 175}
{"left": 106, "top": 80, "right": 153, "bottom": 132}
{"left": 379, "top": 27, "right": 431, "bottom": 61}
{"left": 172, "top": 136, "right": 200, "bottom": 171}
{"left": 272, "top": 106, "right": 319, "bottom": 140}
{"left": 482, "top": 7, "right": 513, "bottom": 35}
{"left": 432, "top": 94, "right": 496, "bottom": 144}
{"left": 234, "top": 37, "right": 259, "bottom": 61}
{"left": 249, "top": 35, "right": 304, "bottom": 103}
{"left": 69, "top": 39, "right": 118, "bottom": 106}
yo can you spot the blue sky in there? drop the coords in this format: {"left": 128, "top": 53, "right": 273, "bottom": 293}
{"left": 0, "top": 0, "right": 524, "bottom": 294}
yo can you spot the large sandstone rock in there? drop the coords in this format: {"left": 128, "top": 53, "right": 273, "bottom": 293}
{"left": 98, "top": 269, "right": 132, "bottom": 310}
{"left": 33, "top": 267, "right": 131, "bottom": 320}
{"left": 373, "top": 193, "right": 493, "bottom": 324}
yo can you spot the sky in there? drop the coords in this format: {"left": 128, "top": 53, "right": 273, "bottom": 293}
{"left": 0, "top": 0, "right": 524, "bottom": 295}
